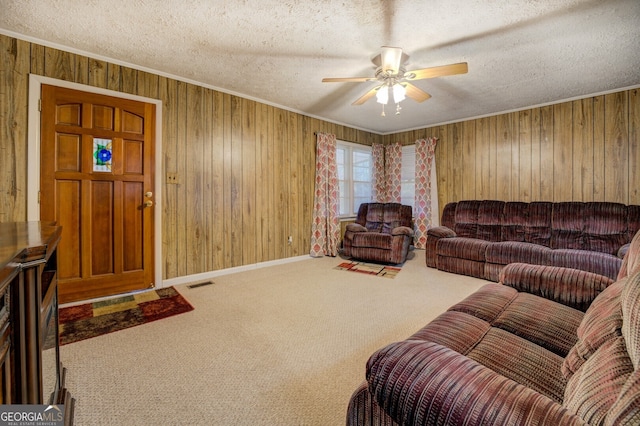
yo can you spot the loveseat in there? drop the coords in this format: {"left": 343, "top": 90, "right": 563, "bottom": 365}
{"left": 426, "top": 200, "right": 640, "bottom": 281}
{"left": 346, "top": 229, "right": 640, "bottom": 425}
{"left": 342, "top": 203, "right": 414, "bottom": 264}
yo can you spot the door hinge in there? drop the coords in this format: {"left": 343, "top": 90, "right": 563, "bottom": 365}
{"left": 38, "top": 191, "right": 41, "bottom": 204}
{"left": 38, "top": 98, "right": 42, "bottom": 112}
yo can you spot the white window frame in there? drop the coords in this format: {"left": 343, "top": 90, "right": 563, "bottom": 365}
{"left": 401, "top": 144, "right": 416, "bottom": 212}
{"left": 336, "top": 140, "right": 373, "bottom": 218}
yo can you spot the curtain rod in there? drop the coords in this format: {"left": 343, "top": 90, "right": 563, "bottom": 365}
{"left": 313, "top": 132, "right": 371, "bottom": 146}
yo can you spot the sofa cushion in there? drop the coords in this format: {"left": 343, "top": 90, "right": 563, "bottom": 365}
{"left": 476, "top": 200, "right": 505, "bottom": 242}
{"left": 364, "top": 203, "right": 385, "bottom": 232}
{"left": 440, "top": 201, "right": 457, "bottom": 230}
{"left": 492, "top": 293, "right": 582, "bottom": 357}
{"left": 381, "top": 203, "right": 409, "bottom": 234}
{"left": 437, "top": 237, "right": 491, "bottom": 262}
{"left": 453, "top": 200, "right": 481, "bottom": 238}
{"left": 467, "top": 327, "right": 567, "bottom": 403}
{"left": 524, "top": 202, "right": 553, "bottom": 246}
{"left": 351, "top": 232, "right": 392, "bottom": 250}
{"left": 436, "top": 256, "right": 486, "bottom": 278}
{"left": 584, "top": 202, "right": 629, "bottom": 254}
{"left": 485, "top": 241, "right": 552, "bottom": 266}
{"left": 501, "top": 201, "right": 528, "bottom": 242}
{"left": 552, "top": 249, "right": 622, "bottom": 280}
{"left": 605, "top": 370, "right": 640, "bottom": 426}
{"left": 628, "top": 205, "right": 640, "bottom": 241}
{"left": 619, "top": 228, "right": 640, "bottom": 280}
{"left": 562, "top": 279, "right": 625, "bottom": 378}
{"left": 563, "top": 336, "right": 634, "bottom": 425}
{"left": 499, "top": 262, "right": 615, "bottom": 312}
{"left": 447, "top": 283, "right": 518, "bottom": 323}
{"left": 409, "top": 311, "right": 491, "bottom": 355}
{"left": 551, "top": 202, "right": 586, "bottom": 250}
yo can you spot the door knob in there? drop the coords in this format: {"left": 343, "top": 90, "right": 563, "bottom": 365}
{"left": 144, "top": 200, "right": 154, "bottom": 207}
{"left": 145, "top": 191, "right": 153, "bottom": 198}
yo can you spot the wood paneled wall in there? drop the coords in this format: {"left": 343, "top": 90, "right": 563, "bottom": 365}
{"left": 0, "top": 34, "right": 380, "bottom": 279}
{"left": 385, "top": 89, "right": 640, "bottom": 218}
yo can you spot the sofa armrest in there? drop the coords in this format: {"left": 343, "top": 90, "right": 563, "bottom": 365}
{"left": 391, "top": 226, "right": 414, "bottom": 237}
{"left": 367, "top": 340, "right": 585, "bottom": 426}
{"left": 499, "top": 262, "right": 614, "bottom": 312}
{"left": 425, "top": 226, "right": 456, "bottom": 268}
{"left": 426, "top": 225, "right": 456, "bottom": 238}
{"left": 345, "top": 223, "right": 367, "bottom": 233}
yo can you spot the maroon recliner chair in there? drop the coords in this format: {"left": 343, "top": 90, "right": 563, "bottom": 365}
{"left": 342, "top": 203, "right": 414, "bottom": 264}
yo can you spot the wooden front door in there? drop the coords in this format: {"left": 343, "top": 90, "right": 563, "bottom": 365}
{"left": 40, "top": 85, "right": 156, "bottom": 303}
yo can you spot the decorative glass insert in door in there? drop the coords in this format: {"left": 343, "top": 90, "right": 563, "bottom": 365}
{"left": 93, "top": 138, "right": 113, "bottom": 172}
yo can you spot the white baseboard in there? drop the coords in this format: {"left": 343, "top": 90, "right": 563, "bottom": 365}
{"left": 59, "top": 255, "right": 312, "bottom": 307}
{"left": 162, "top": 255, "right": 311, "bottom": 287}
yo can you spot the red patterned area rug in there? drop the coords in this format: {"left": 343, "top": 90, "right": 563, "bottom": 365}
{"left": 335, "top": 261, "right": 401, "bottom": 278}
{"left": 58, "top": 287, "right": 194, "bottom": 345}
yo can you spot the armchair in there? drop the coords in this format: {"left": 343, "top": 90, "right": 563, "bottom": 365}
{"left": 342, "top": 203, "right": 414, "bottom": 264}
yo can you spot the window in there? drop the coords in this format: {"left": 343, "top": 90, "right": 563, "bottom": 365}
{"left": 336, "top": 141, "right": 373, "bottom": 217}
{"left": 401, "top": 144, "right": 415, "bottom": 211}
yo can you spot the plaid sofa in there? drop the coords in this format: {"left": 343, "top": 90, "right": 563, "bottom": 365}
{"left": 426, "top": 200, "right": 640, "bottom": 281}
{"left": 342, "top": 203, "right": 414, "bottom": 264}
{"left": 346, "top": 230, "right": 640, "bottom": 426}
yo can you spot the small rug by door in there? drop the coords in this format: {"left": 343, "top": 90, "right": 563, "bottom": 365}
{"left": 58, "top": 287, "right": 194, "bottom": 345}
{"left": 334, "top": 261, "right": 401, "bottom": 278}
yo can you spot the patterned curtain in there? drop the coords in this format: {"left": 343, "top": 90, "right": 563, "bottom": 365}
{"left": 371, "top": 143, "right": 386, "bottom": 202}
{"left": 310, "top": 133, "right": 340, "bottom": 257}
{"left": 414, "top": 137, "right": 438, "bottom": 249}
{"left": 385, "top": 143, "right": 402, "bottom": 203}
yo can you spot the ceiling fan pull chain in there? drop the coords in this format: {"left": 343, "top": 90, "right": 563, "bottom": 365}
{"left": 396, "top": 103, "right": 402, "bottom": 115}
{"left": 381, "top": 104, "right": 386, "bottom": 117}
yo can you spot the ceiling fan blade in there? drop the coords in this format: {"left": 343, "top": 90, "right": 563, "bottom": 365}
{"left": 405, "top": 62, "right": 468, "bottom": 80}
{"left": 404, "top": 83, "right": 431, "bottom": 103}
{"left": 352, "top": 86, "right": 380, "bottom": 105}
{"left": 322, "top": 77, "right": 376, "bottom": 83}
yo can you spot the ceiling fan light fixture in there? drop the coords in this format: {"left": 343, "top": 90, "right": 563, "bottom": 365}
{"left": 392, "top": 83, "right": 406, "bottom": 103}
{"left": 381, "top": 46, "right": 403, "bottom": 73}
{"left": 376, "top": 85, "right": 389, "bottom": 104}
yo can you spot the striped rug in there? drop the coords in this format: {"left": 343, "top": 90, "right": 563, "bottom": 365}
{"left": 335, "top": 261, "right": 401, "bottom": 278}
{"left": 58, "top": 287, "right": 194, "bottom": 345}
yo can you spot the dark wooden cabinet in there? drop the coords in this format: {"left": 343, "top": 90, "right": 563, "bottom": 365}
{"left": 0, "top": 222, "right": 74, "bottom": 423}
{"left": 0, "top": 261, "right": 17, "bottom": 403}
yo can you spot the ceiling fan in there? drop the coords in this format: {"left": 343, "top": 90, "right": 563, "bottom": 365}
{"left": 322, "top": 46, "right": 468, "bottom": 114}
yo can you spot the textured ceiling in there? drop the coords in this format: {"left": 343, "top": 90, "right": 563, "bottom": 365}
{"left": 1, "top": 0, "right": 639, "bottom": 134}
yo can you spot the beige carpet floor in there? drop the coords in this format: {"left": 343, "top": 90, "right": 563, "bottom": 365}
{"left": 60, "top": 249, "right": 485, "bottom": 425}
